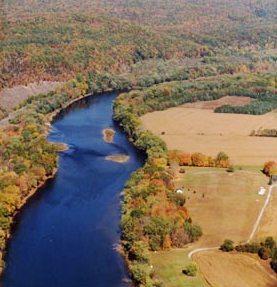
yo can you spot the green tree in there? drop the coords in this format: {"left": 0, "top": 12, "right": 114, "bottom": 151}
{"left": 183, "top": 263, "right": 197, "bottom": 277}
{"left": 184, "top": 222, "right": 202, "bottom": 242}
{"left": 265, "top": 236, "right": 276, "bottom": 250}
{"left": 220, "top": 239, "right": 234, "bottom": 252}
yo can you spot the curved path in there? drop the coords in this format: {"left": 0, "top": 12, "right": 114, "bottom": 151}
{"left": 188, "top": 184, "right": 277, "bottom": 259}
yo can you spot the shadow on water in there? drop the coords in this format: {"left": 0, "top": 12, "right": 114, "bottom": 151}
{"left": 2, "top": 92, "right": 145, "bottom": 287}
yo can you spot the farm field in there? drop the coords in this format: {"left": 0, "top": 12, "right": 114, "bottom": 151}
{"left": 194, "top": 250, "right": 277, "bottom": 287}
{"left": 141, "top": 99, "right": 277, "bottom": 166}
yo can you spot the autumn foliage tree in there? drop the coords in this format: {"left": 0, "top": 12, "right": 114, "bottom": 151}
{"left": 263, "top": 161, "right": 277, "bottom": 176}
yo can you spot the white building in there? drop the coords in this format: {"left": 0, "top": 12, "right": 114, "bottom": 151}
{"left": 258, "top": 186, "right": 266, "bottom": 196}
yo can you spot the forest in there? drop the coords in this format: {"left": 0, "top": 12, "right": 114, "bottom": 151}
{"left": 1, "top": 0, "right": 276, "bottom": 92}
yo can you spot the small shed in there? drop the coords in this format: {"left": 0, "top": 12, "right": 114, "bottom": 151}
{"left": 258, "top": 186, "right": 266, "bottom": 196}
{"left": 176, "top": 189, "right": 184, "bottom": 194}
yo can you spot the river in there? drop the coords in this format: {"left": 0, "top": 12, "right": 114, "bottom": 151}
{"left": 2, "top": 92, "right": 144, "bottom": 287}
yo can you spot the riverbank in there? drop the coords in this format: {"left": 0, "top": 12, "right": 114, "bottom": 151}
{"left": 0, "top": 167, "right": 57, "bottom": 273}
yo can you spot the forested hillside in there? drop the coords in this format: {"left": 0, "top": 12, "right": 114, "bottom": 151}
{"left": 1, "top": 0, "right": 276, "bottom": 91}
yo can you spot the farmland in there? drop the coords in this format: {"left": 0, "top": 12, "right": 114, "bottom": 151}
{"left": 141, "top": 102, "right": 277, "bottom": 166}
{"left": 194, "top": 251, "right": 277, "bottom": 287}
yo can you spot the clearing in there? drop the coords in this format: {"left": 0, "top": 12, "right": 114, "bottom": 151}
{"left": 141, "top": 98, "right": 277, "bottom": 165}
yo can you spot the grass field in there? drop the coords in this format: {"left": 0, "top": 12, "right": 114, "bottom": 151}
{"left": 150, "top": 249, "right": 206, "bottom": 287}
{"left": 194, "top": 251, "right": 277, "bottom": 287}
{"left": 141, "top": 103, "right": 277, "bottom": 165}
{"left": 175, "top": 167, "right": 268, "bottom": 246}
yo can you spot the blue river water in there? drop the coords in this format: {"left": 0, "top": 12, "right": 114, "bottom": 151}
{"left": 2, "top": 92, "right": 144, "bottom": 287}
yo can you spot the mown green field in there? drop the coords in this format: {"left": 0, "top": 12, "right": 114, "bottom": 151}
{"left": 150, "top": 249, "right": 206, "bottom": 287}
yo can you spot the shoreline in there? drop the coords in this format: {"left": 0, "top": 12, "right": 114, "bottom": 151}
{"left": 0, "top": 168, "right": 58, "bottom": 274}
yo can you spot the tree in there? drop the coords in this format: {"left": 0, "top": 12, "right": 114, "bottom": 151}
{"left": 184, "top": 222, "right": 202, "bottom": 242}
{"left": 216, "top": 152, "right": 230, "bottom": 168}
{"left": 171, "top": 228, "right": 189, "bottom": 247}
{"left": 182, "top": 263, "right": 197, "bottom": 277}
{"left": 191, "top": 153, "right": 208, "bottom": 167}
{"left": 130, "top": 263, "right": 150, "bottom": 285}
{"left": 271, "top": 248, "right": 277, "bottom": 272}
{"left": 144, "top": 217, "right": 172, "bottom": 251}
{"left": 265, "top": 237, "right": 276, "bottom": 250}
{"left": 169, "top": 192, "right": 186, "bottom": 207}
{"left": 178, "top": 152, "right": 192, "bottom": 166}
{"left": 216, "top": 152, "right": 229, "bottom": 161}
{"left": 263, "top": 161, "right": 276, "bottom": 176}
{"left": 258, "top": 247, "right": 271, "bottom": 260}
{"left": 13, "top": 162, "right": 27, "bottom": 175}
{"left": 162, "top": 234, "right": 172, "bottom": 250}
{"left": 220, "top": 239, "right": 234, "bottom": 252}
{"left": 129, "top": 241, "right": 149, "bottom": 263}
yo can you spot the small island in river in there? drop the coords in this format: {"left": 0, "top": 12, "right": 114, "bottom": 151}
{"left": 105, "top": 154, "right": 130, "bottom": 163}
{"left": 103, "top": 128, "right": 115, "bottom": 143}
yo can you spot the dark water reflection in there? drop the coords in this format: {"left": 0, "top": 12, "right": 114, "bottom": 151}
{"left": 2, "top": 92, "right": 144, "bottom": 287}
